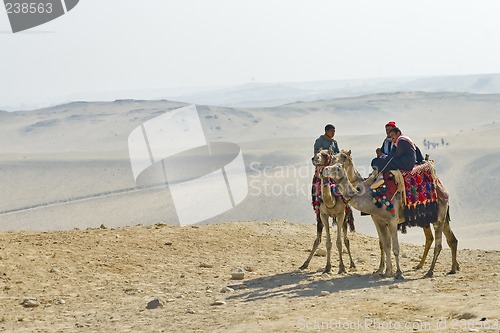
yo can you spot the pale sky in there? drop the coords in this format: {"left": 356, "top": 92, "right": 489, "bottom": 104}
{"left": 1, "top": 0, "right": 500, "bottom": 109}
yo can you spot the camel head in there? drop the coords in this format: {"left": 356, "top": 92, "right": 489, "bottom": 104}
{"left": 313, "top": 149, "right": 339, "bottom": 166}
{"left": 322, "top": 163, "right": 359, "bottom": 198}
{"left": 338, "top": 149, "right": 352, "bottom": 164}
{"left": 321, "top": 163, "right": 346, "bottom": 182}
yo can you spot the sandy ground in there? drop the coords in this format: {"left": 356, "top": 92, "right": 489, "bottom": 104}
{"left": 1, "top": 220, "right": 498, "bottom": 333}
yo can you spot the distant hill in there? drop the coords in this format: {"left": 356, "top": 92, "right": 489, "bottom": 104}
{"left": 3, "top": 73, "right": 500, "bottom": 111}
{"left": 167, "top": 73, "right": 500, "bottom": 107}
{"left": 1, "top": 92, "right": 499, "bottom": 250}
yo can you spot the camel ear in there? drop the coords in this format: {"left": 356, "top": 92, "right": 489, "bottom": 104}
{"left": 347, "top": 150, "right": 351, "bottom": 156}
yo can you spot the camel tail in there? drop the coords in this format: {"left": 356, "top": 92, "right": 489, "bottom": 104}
{"left": 344, "top": 205, "right": 355, "bottom": 232}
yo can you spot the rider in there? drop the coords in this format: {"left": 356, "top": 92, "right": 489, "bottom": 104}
{"left": 376, "top": 121, "right": 396, "bottom": 158}
{"left": 314, "top": 123, "right": 339, "bottom": 155}
{"left": 312, "top": 124, "right": 340, "bottom": 223}
{"left": 370, "top": 127, "right": 417, "bottom": 188}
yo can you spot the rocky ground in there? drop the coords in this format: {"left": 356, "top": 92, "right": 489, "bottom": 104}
{"left": 0, "top": 220, "right": 499, "bottom": 332}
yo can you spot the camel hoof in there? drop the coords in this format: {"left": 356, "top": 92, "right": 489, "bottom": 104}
{"left": 350, "top": 263, "right": 356, "bottom": 269}
{"left": 338, "top": 267, "right": 347, "bottom": 274}
{"left": 299, "top": 263, "right": 308, "bottom": 270}
{"left": 424, "top": 270, "right": 434, "bottom": 278}
{"left": 447, "top": 270, "right": 457, "bottom": 275}
{"left": 395, "top": 272, "right": 404, "bottom": 280}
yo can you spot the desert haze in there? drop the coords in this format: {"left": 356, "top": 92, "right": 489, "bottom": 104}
{"left": 0, "top": 91, "right": 499, "bottom": 332}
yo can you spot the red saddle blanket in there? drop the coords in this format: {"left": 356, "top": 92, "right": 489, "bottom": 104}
{"left": 383, "top": 162, "right": 439, "bottom": 228}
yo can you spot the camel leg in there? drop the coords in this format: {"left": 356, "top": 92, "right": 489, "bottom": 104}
{"left": 388, "top": 219, "right": 403, "bottom": 279}
{"left": 300, "top": 213, "right": 323, "bottom": 270}
{"left": 414, "top": 227, "right": 434, "bottom": 269}
{"left": 372, "top": 217, "right": 390, "bottom": 276}
{"left": 335, "top": 212, "right": 346, "bottom": 274}
{"left": 443, "top": 208, "right": 459, "bottom": 274}
{"left": 322, "top": 211, "right": 333, "bottom": 274}
{"left": 425, "top": 222, "right": 444, "bottom": 278}
{"left": 377, "top": 239, "right": 385, "bottom": 274}
{"left": 381, "top": 225, "right": 393, "bottom": 277}
{"left": 341, "top": 211, "right": 356, "bottom": 269}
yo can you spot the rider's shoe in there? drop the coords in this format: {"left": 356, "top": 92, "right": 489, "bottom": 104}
{"left": 370, "top": 174, "right": 385, "bottom": 189}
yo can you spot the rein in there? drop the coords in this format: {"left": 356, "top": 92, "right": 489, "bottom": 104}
{"left": 322, "top": 168, "right": 355, "bottom": 203}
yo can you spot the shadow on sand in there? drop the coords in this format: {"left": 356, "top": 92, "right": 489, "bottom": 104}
{"left": 226, "top": 270, "right": 417, "bottom": 302}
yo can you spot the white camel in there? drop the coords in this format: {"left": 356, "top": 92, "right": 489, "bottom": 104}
{"left": 323, "top": 151, "right": 459, "bottom": 278}
{"left": 300, "top": 149, "right": 355, "bottom": 274}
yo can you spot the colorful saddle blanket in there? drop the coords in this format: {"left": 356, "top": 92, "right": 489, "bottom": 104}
{"left": 391, "top": 161, "right": 439, "bottom": 228}
{"left": 311, "top": 166, "right": 345, "bottom": 214}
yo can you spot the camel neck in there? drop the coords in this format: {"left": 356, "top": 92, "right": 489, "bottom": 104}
{"left": 336, "top": 177, "right": 373, "bottom": 213}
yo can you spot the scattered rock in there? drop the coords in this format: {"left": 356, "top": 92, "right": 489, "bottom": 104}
{"left": 21, "top": 298, "right": 40, "bottom": 308}
{"left": 165, "top": 241, "right": 173, "bottom": 246}
{"left": 238, "top": 285, "right": 248, "bottom": 290}
{"left": 186, "top": 308, "right": 196, "bottom": 314}
{"left": 199, "top": 263, "right": 213, "bottom": 268}
{"left": 211, "top": 300, "right": 226, "bottom": 306}
{"left": 56, "top": 299, "right": 65, "bottom": 305}
{"left": 146, "top": 298, "right": 165, "bottom": 310}
{"left": 49, "top": 267, "right": 60, "bottom": 274}
{"left": 231, "top": 268, "right": 245, "bottom": 280}
{"left": 389, "top": 285, "right": 399, "bottom": 289}
{"left": 320, "top": 291, "right": 330, "bottom": 296}
{"left": 315, "top": 249, "right": 327, "bottom": 257}
{"left": 99, "top": 224, "right": 107, "bottom": 229}
{"left": 220, "top": 286, "right": 234, "bottom": 293}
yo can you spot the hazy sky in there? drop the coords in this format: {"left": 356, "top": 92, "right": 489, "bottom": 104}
{"left": 1, "top": 0, "right": 500, "bottom": 108}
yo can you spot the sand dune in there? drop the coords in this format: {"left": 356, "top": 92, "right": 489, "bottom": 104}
{"left": 1, "top": 92, "right": 499, "bottom": 250}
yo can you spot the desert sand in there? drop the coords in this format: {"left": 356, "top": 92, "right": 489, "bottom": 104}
{"left": 1, "top": 92, "right": 500, "bottom": 332}
{"left": 0, "top": 220, "right": 499, "bottom": 333}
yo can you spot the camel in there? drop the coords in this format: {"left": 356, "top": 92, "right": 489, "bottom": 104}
{"left": 323, "top": 151, "right": 459, "bottom": 278}
{"left": 299, "top": 149, "right": 355, "bottom": 274}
